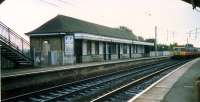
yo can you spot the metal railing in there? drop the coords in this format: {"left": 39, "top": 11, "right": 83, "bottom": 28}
{"left": 0, "top": 21, "right": 32, "bottom": 59}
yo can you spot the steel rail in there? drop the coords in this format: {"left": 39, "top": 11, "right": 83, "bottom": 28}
{"left": 2, "top": 59, "right": 179, "bottom": 102}
{"left": 90, "top": 60, "right": 187, "bottom": 102}
{"left": 43, "top": 61, "right": 174, "bottom": 102}
{"left": 2, "top": 60, "right": 169, "bottom": 102}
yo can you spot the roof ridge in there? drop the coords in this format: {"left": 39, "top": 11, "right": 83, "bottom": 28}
{"left": 27, "top": 15, "right": 138, "bottom": 40}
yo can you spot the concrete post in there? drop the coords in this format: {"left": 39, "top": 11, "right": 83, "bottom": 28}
{"left": 21, "top": 38, "right": 23, "bottom": 53}
{"left": 82, "top": 40, "right": 87, "bottom": 56}
{"left": 8, "top": 28, "right": 10, "bottom": 45}
{"left": 33, "top": 48, "right": 36, "bottom": 66}
{"left": 91, "top": 41, "right": 95, "bottom": 55}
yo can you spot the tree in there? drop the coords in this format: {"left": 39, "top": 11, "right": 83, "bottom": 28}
{"left": 157, "top": 44, "right": 170, "bottom": 51}
{"left": 119, "top": 26, "right": 132, "bottom": 33}
{"left": 137, "top": 36, "right": 144, "bottom": 41}
{"left": 145, "top": 38, "right": 155, "bottom": 43}
{"left": 169, "top": 43, "right": 178, "bottom": 50}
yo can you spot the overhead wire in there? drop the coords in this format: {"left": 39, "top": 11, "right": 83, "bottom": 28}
{"left": 40, "top": 0, "right": 60, "bottom": 7}
{"left": 39, "top": 0, "right": 76, "bottom": 8}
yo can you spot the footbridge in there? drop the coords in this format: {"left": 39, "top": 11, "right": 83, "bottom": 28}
{"left": 0, "top": 21, "right": 33, "bottom": 68}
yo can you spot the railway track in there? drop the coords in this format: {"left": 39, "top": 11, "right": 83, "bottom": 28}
{"left": 2, "top": 59, "right": 188, "bottom": 102}
{"left": 91, "top": 60, "right": 188, "bottom": 102}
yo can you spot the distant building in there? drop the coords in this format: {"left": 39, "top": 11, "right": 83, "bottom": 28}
{"left": 27, "top": 15, "right": 154, "bottom": 66}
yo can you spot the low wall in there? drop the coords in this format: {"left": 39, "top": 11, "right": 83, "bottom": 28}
{"left": 111, "top": 54, "right": 118, "bottom": 60}
{"left": 120, "top": 54, "right": 130, "bottom": 59}
{"left": 2, "top": 57, "right": 169, "bottom": 99}
{"left": 82, "top": 55, "right": 104, "bottom": 62}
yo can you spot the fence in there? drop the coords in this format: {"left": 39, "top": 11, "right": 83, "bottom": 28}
{"left": 150, "top": 51, "right": 172, "bottom": 57}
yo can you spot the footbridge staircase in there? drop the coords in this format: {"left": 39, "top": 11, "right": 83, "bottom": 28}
{"left": 0, "top": 21, "right": 33, "bottom": 68}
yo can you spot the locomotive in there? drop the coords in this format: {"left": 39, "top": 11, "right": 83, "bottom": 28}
{"left": 172, "top": 44, "right": 200, "bottom": 59}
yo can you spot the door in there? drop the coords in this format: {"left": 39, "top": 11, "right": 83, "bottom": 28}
{"left": 108, "top": 43, "right": 111, "bottom": 60}
{"left": 118, "top": 44, "right": 120, "bottom": 59}
{"left": 42, "top": 40, "right": 50, "bottom": 65}
{"left": 75, "top": 39, "right": 82, "bottom": 63}
{"left": 129, "top": 45, "right": 132, "bottom": 58}
{"left": 103, "top": 42, "right": 107, "bottom": 60}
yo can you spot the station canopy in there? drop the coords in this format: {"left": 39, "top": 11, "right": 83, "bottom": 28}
{"left": 182, "top": 0, "right": 200, "bottom": 8}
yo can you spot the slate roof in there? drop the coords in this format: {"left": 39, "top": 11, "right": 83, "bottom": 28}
{"left": 27, "top": 15, "right": 138, "bottom": 40}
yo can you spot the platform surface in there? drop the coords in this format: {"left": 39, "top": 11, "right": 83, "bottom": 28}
{"left": 129, "top": 58, "right": 200, "bottom": 102}
{"left": 162, "top": 58, "right": 200, "bottom": 102}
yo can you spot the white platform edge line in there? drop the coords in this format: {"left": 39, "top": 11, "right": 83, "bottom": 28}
{"left": 128, "top": 58, "right": 199, "bottom": 102}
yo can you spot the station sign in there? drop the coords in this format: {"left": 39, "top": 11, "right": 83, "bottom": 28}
{"left": 64, "top": 35, "right": 74, "bottom": 55}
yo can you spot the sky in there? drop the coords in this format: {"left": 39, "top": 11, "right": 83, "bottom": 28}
{"left": 0, "top": 0, "right": 200, "bottom": 47}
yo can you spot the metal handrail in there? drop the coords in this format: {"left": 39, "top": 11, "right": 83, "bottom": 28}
{"left": 0, "top": 21, "right": 32, "bottom": 59}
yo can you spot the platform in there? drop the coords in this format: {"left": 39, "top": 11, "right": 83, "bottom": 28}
{"left": 2, "top": 56, "right": 167, "bottom": 78}
{"left": 129, "top": 57, "right": 200, "bottom": 102}
{"left": 2, "top": 56, "right": 168, "bottom": 100}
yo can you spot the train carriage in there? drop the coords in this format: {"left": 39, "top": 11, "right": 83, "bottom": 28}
{"left": 172, "top": 45, "right": 200, "bottom": 59}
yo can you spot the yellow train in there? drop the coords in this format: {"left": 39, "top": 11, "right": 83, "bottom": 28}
{"left": 172, "top": 46, "right": 200, "bottom": 59}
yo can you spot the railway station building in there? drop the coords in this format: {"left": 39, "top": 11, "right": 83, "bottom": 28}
{"left": 27, "top": 15, "right": 154, "bottom": 66}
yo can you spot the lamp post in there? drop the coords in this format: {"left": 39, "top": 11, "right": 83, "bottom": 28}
{"left": 147, "top": 12, "right": 158, "bottom": 57}
{"left": 155, "top": 26, "right": 158, "bottom": 57}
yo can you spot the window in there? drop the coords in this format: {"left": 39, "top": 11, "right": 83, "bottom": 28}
{"left": 95, "top": 41, "right": 99, "bottom": 55}
{"left": 123, "top": 44, "right": 127, "bottom": 54}
{"left": 87, "top": 40, "right": 91, "bottom": 55}
{"left": 42, "top": 40, "right": 50, "bottom": 56}
{"left": 43, "top": 40, "right": 48, "bottom": 44}
{"left": 111, "top": 43, "right": 116, "bottom": 54}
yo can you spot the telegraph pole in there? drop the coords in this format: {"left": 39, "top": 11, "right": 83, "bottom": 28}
{"left": 195, "top": 27, "right": 198, "bottom": 40}
{"left": 166, "top": 29, "right": 169, "bottom": 45}
{"left": 155, "top": 26, "right": 157, "bottom": 57}
{"left": 172, "top": 32, "right": 175, "bottom": 44}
